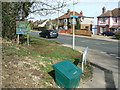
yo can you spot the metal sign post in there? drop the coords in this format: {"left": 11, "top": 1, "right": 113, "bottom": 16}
{"left": 73, "top": 0, "right": 75, "bottom": 49}
{"left": 71, "top": 0, "right": 79, "bottom": 49}
{"left": 72, "top": 18, "right": 75, "bottom": 49}
{"left": 70, "top": 15, "right": 78, "bottom": 49}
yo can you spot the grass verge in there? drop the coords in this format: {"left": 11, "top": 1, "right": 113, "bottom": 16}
{"left": 2, "top": 35, "right": 92, "bottom": 88}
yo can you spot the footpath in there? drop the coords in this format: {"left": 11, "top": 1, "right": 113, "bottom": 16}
{"left": 61, "top": 33, "right": 119, "bottom": 89}
{"left": 60, "top": 33, "right": 118, "bottom": 42}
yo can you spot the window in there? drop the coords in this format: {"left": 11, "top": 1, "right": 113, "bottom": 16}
{"left": 85, "top": 26, "right": 89, "bottom": 30}
{"left": 101, "top": 18, "right": 106, "bottom": 23}
{"left": 114, "top": 17, "right": 118, "bottom": 23}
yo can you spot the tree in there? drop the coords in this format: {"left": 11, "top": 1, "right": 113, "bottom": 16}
{"left": 2, "top": 0, "right": 68, "bottom": 40}
{"left": 2, "top": 2, "right": 20, "bottom": 40}
{"left": 76, "top": 19, "right": 80, "bottom": 29}
{"left": 2, "top": 2, "right": 33, "bottom": 40}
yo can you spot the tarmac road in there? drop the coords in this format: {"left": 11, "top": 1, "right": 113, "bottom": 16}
{"left": 29, "top": 31, "right": 119, "bottom": 89}
{"left": 29, "top": 31, "right": 119, "bottom": 59}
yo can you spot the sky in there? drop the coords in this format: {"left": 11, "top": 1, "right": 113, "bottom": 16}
{"left": 27, "top": 0, "right": 119, "bottom": 25}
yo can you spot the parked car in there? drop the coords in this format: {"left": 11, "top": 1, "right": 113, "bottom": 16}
{"left": 101, "top": 31, "right": 115, "bottom": 36}
{"left": 39, "top": 29, "right": 58, "bottom": 38}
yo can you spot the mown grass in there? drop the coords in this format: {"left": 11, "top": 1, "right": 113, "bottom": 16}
{"left": 2, "top": 35, "right": 92, "bottom": 88}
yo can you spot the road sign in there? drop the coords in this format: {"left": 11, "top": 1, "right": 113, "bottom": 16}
{"left": 16, "top": 21, "right": 31, "bottom": 34}
{"left": 70, "top": 15, "right": 78, "bottom": 18}
{"left": 16, "top": 21, "right": 31, "bottom": 45}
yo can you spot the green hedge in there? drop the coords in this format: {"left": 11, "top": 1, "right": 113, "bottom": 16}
{"left": 33, "top": 26, "right": 48, "bottom": 31}
{"left": 115, "top": 30, "right": 120, "bottom": 40}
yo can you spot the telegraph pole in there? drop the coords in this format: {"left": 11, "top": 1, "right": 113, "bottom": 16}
{"left": 72, "top": 0, "right": 75, "bottom": 49}
{"left": 57, "top": 3, "right": 59, "bottom": 31}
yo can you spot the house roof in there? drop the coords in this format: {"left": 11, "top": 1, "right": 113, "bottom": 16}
{"left": 112, "top": 8, "right": 120, "bottom": 16}
{"left": 98, "top": 8, "right": 120, "bottom": 17}
{"left": 58, "top": 11, "right": 83, "bottom": 19}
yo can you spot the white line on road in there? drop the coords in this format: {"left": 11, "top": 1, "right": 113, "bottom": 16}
{"left": 115, "top": 57, "right": 120, "bottom": 59}
{"left": 110, "top": 54, "right": 117, "bottom": 56}
{"left": 100, "top": 51, "right": 107, "bottom": 54}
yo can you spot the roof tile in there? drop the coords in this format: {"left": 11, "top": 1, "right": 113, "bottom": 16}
{"left": 58, "top": 11, "right": 83, "bottom": 19}
{"left": 98, "top": 8, "right": 120, "bottom": 17}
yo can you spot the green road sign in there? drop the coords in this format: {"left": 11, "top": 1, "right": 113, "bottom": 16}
{"left": 16, "top": 21, "right": 31, "bottom": 34}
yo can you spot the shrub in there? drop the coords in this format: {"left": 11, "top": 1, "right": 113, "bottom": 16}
{"left": 33, "top": 26, "right": 48, "bottom": 31}
{"left": 115, "top": 30, "right": 120, "bottom": 40}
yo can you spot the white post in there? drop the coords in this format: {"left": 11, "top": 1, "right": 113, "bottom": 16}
{"left": 72, "top": 0, "right": 75, "bottom": 49}
{"left": 27, "top": 34, "right": 29, "bottom": 46}
{"left": 82, "top": 47, "right": 88, "bottom": 73}
{"left": 82, "top": 61, "right": 84, "bottom": 72}
{"left": 17, "top": 34, "right": 19, "bottom": 44}
{"left": 85, "top": 56, "right": 86, "bottom": 65}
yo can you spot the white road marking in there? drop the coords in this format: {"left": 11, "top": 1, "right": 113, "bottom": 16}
{"left": 115, "top": 57, "right": 120, "bottom": 59}
{"left": 110, "top": 54, "right": 116, "bottom": 56}
{"left": 100, "top": 51, "right": 106, "bottom": 54}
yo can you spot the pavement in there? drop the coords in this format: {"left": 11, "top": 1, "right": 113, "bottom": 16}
{"left": 60, "top": 33, "right": 119, "bottom": 89}
{"left": 59, "top": 33, "right": 118, "bottom": 42}
{"left": 62, "top": 44, "right": 118, "bottom": 89}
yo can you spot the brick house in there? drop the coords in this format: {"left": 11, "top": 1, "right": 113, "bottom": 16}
{"left": 57, "top": 9, "right": 94, "bottom": 35}
{"left": 97, "top": 7, "right": 120, "bottom": 34}
{"left": 58, "top": 9, "right": 83, "bottom": 30}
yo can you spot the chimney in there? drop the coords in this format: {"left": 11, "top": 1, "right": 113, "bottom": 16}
{"left": 102, "top": 6, "right": 106, "bottom": 14}
{"left": 67, "top": 9, "right": 70, "bottom": 14}
{"left": 80, "top": 11, "right": 83, "bottom": 16}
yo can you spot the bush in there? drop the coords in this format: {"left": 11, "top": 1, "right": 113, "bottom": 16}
{"left": 115, "top": 30, "right": 120, "bottom": 40}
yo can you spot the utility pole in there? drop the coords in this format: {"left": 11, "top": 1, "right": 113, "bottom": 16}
{"left": 57, "top": 3, "right": 60, "bottom": 32}
{"left": 72, "top": 0, "right": 75, "bottom": 49}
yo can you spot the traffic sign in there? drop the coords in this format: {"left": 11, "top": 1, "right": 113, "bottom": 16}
{"left": 70, "top": 15, "right": 78, "bottom": 18}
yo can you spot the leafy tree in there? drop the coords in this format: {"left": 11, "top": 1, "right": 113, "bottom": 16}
{"left": 2, "top": 0, "right": 68, "bottom": 40}
{"left": 2, "top": 2, "right": 20, "bottom": 40}
{"left": 115, "top": 30, "right": 120, "bottom": 40}
{"left": 76, "top": 19, "right": 80, "bottom": 29}
{"left": 2, "top": 2, "right": 33, "bottom": 40}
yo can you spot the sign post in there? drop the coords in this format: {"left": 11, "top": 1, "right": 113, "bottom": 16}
{"left": 16, "top": 21, "right": 31, "bottom": 45}
{"left": 27, "top": 34, "right": 29, "bottom": 46}
{"left": 70, "top": 15, "right": 78, "bottom": 49}
{"left": 17, "top": 34, "right": 19, "bottom": 44}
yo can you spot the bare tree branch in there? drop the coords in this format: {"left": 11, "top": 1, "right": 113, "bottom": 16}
{"left": 29, "top": 0, "right": 68, "bottom": 16}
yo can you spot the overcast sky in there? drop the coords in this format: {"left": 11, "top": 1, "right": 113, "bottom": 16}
{"left": 27, "top": 0, "right": 119, "bottom": 24}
